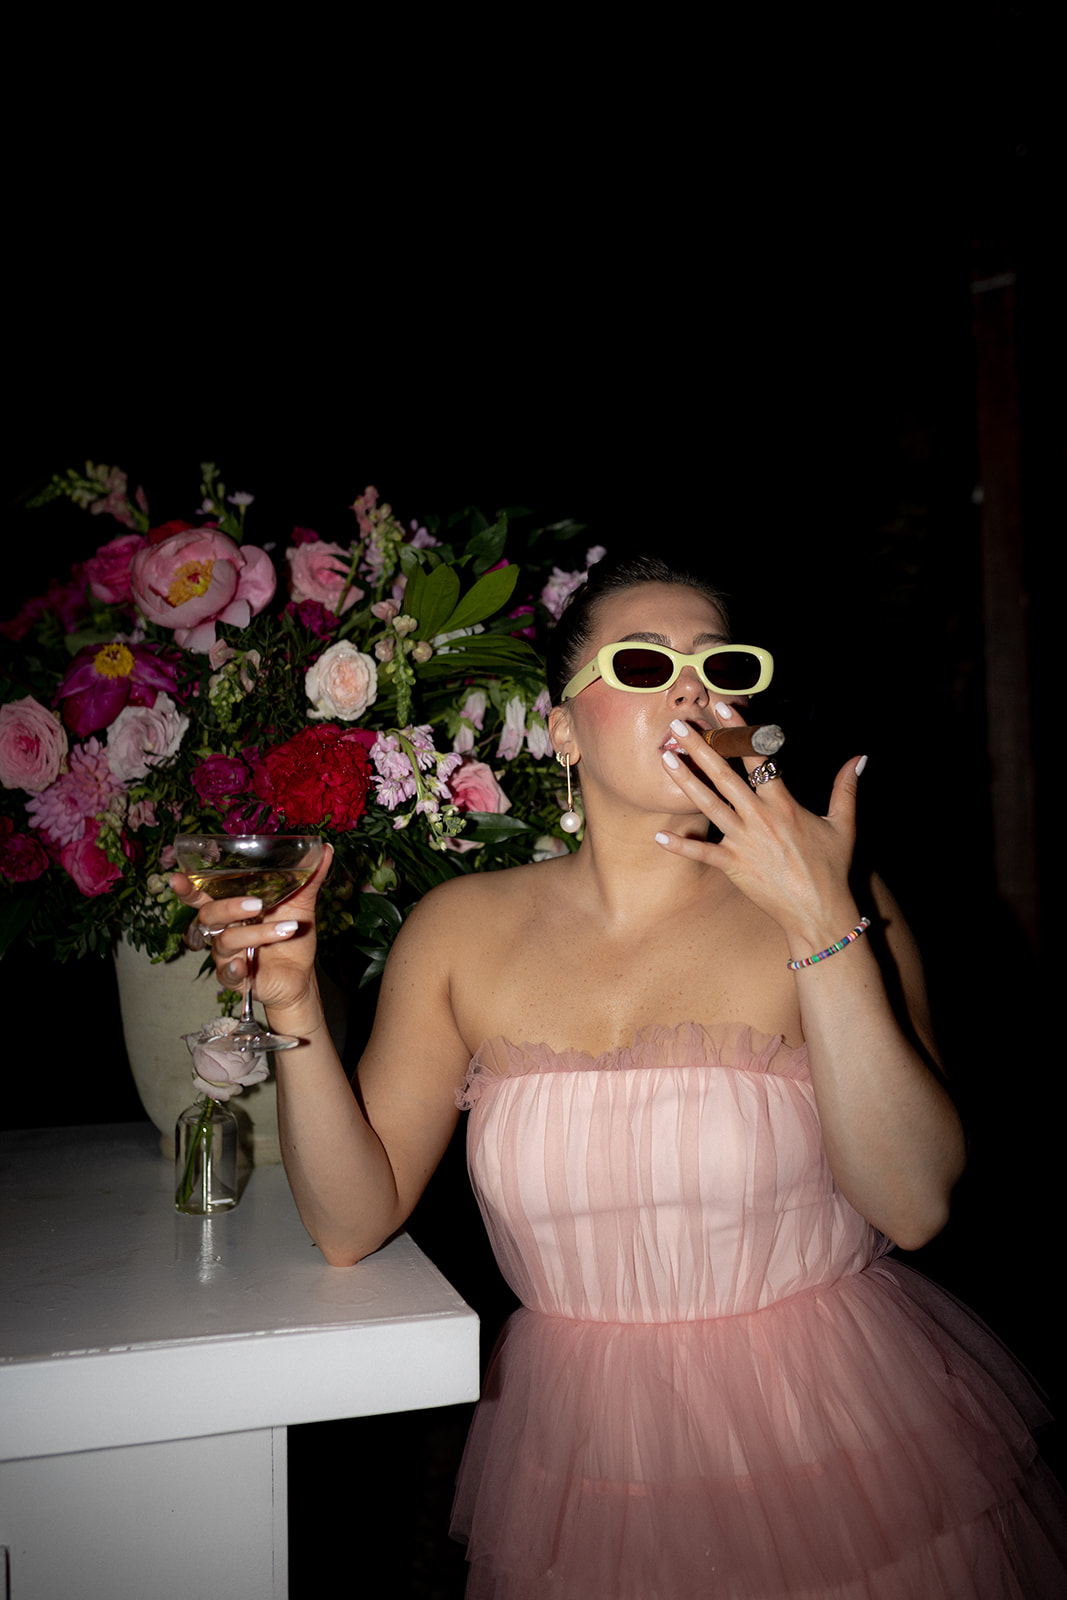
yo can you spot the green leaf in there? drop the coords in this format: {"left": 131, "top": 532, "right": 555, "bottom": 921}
{"left": 418, "top": 636, "right": 540, "bottom": 678}
{"left": 437, "top": 565, "right": 519, "bottom": 635}
{"left": 400, "top": 557, "right": 427, "bottom": 622}
{"left": 413, "top": 564, "right": 462, "bottom": 640}
{"left": 464, "top": 514, "right": 509, "bottom": 575}
{"left": 461, "top": 812, "right": 537, "bottom": 841}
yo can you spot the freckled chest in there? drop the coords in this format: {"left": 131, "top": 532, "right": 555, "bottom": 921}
{"left": 449, "top": 880, "right": 802, "bottom": 1055}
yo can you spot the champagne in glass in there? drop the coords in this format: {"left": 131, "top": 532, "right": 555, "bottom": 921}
{"left": 174, "top": 834, "right": 326, "bottom": 1054}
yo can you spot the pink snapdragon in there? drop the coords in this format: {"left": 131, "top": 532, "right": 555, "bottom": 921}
{"left": 540, "top": 545, "right": 608, "bottom": 621}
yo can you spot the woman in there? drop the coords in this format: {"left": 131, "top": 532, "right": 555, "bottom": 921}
{"left": 175, "top": 556, "right": 1065, "bottom": 1597}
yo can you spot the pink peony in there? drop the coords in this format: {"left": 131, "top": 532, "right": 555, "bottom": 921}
{"left": 58, "top": 819, "right": 125, "bottom": 896}
{"left": 83, "top": 533, "right": 151, "bottom": 603}
{"left": 130, "top": 526, "right": 276, "bottom": 653}
{"left": 105, "top": 693, "right": 189, "bottom": 781}
{"left": 447, "top": 758, "right": 511, "bottom": 816}
{"left": 305, "top": 641, "right": 378, "bottom": 722}
{"left": 56, "top": 640, "right": 181, "bottom": 737}
{"left": 286, "top": 538, "right": 362, "bottom": 616}
{"left": 0, "top": 697, "right": 69, "bottom": 793}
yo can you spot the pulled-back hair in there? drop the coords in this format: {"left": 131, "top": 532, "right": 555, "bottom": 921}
{"left": 544, "top": 555, "right": 731, "bottom": 706}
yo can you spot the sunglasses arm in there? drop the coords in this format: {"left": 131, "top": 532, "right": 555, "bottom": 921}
{"left": 704, "top": 723, "right": 785, "bottom": 758}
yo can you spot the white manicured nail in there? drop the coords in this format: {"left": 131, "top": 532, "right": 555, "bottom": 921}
{"left": 654, "top": 832, "right": 670, "bottom": 846}
{"left": 715, "top": 702, "right": 733, "bottom": 719}
{"left": 855, "top": 755, "right": 868, "bottom": 777}
{"left": 669, "top": 719, "right": 690, "bottom": 738}
{"left": 240, "top": 898, "right": 263, "bottom": 912}
{"left": 274, "top": 920, "right": 298, "bottom": 935}
{"left": 662, "top": 750, "right": 680, "bottom": 769}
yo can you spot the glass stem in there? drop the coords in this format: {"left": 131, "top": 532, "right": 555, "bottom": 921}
{"left": 241, "top": 944, "right": 256, "bottom": 1027}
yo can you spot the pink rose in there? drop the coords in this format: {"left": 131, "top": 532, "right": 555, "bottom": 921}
{"left": 0, "top": 697, "right": 69, "bottom": 793}
{"left": 286, "top": 539, "right": 363, "bottom": 615}
{"left": 83, "top": 533, "right": 151, "bottom": 603}
{"left": 58, "top": 820, "right": 125, "bottom": 896}
{"left": 130, "top": 527, "right": 277, "bottom": 653}
{"left": 305, "top": 641, "right": 378, "bottom": 722}
{"left": 105, "top": 693, "right": 190, "bottom": 781}
{"left": 447, "top": 757, "right": 511, "bottom": 816}
{"left": 183, "top": 1018, "right": 270, "bottom": 1100}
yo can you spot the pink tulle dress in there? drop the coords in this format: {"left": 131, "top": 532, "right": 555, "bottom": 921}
{"left": 450, "top": 1024, "right": 1066, "bottom": 1598}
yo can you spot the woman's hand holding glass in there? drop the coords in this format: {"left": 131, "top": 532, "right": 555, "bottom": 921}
{"left": 170, "top": 841, "right": 334, "bottom": 1049}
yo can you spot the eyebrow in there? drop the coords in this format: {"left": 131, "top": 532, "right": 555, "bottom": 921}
{"left": 619, "top": 630, "right": 730, "bottom": 648}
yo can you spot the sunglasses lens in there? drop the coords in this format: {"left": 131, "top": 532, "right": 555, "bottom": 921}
{"left": 703, "top": 650, "right": 763, "bottom": 692}
{"left": 611, "top": 647, "right": 676, "bottom": 688}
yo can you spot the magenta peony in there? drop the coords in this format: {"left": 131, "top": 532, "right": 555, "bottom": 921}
{"left": 130, "top": 526, "right": 276, "bottom": 653}
{"left": 56, "top": 641, "right": 181, "bottom": 738}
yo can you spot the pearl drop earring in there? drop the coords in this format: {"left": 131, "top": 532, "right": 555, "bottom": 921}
{"left": 557, "top": 752, "right": 582, "bottom": 834}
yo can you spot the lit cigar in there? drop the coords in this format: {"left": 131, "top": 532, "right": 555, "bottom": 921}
{"left": 703, "top": 723, "right": 785, "bottom": 758}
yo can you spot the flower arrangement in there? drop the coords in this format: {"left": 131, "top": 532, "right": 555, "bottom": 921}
{"left": 1, "top": 461, "right": 605, "bottom": 984}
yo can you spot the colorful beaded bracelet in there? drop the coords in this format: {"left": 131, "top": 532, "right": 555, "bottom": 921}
{"left": 787, "top": 917, "right": 871, "bottom": 971}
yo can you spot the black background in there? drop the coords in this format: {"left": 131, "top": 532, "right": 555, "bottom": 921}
{"left": 4, "top": 13, "right": 1058, "bottom": 1592}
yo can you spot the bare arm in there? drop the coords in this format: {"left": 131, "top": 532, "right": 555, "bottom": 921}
{"left": 655, "top": 716, "right": 966, "bottom": 1250}
{"left": 172, "top": 855, "right": 471, "bottom": 1266}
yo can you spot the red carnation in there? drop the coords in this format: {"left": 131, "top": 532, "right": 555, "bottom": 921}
{"left": 252, "top": 724, "right": 372, "bottom": 830}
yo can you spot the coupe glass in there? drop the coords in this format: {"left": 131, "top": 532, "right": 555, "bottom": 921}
{"left": 174, "top": 833, "right": 326, "bottom": 1055}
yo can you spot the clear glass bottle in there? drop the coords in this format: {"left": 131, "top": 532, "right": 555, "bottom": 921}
{"left": 174, "top": 1095, "right": 238, "bottom": 1214}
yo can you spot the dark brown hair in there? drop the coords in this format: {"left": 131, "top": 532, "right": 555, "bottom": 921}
{"left": 544, "top": 555, "right": 731, "bottom": 706}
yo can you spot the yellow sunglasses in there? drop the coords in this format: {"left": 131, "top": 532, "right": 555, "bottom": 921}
{"left": 560, "top": 641, "right": 774, "bottom": 702}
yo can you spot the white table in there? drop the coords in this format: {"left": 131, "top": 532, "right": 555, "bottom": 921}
{"left": 0, "top": 1124, "right": 479, "bottom": 1600}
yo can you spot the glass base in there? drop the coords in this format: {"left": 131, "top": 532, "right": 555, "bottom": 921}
{"left": 213, "top": 1026, "right": 299, "bottom": 1055}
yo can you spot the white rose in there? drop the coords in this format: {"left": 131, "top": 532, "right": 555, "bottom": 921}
{"left": 106, "top": 693, "right": 190, "bottom": 781}
{"left": 305, "top": 642, "right": 378, "bottom": 722}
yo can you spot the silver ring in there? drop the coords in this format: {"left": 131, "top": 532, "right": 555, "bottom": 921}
{"left": 749, "top": 760, "right": 782, "bottom": 789}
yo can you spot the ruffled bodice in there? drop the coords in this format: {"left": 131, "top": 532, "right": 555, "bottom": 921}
{"left": 457, "top": 1023, "right": 887, "bottom": 1323}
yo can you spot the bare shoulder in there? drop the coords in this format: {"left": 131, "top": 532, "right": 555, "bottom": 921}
{"left": 400, "top": 857, "right": 570, "bottom": 943}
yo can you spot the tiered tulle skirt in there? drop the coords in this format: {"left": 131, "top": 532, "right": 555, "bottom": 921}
{"left": 452, "top": 1259, "right": 1066, "bottom": 1598}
